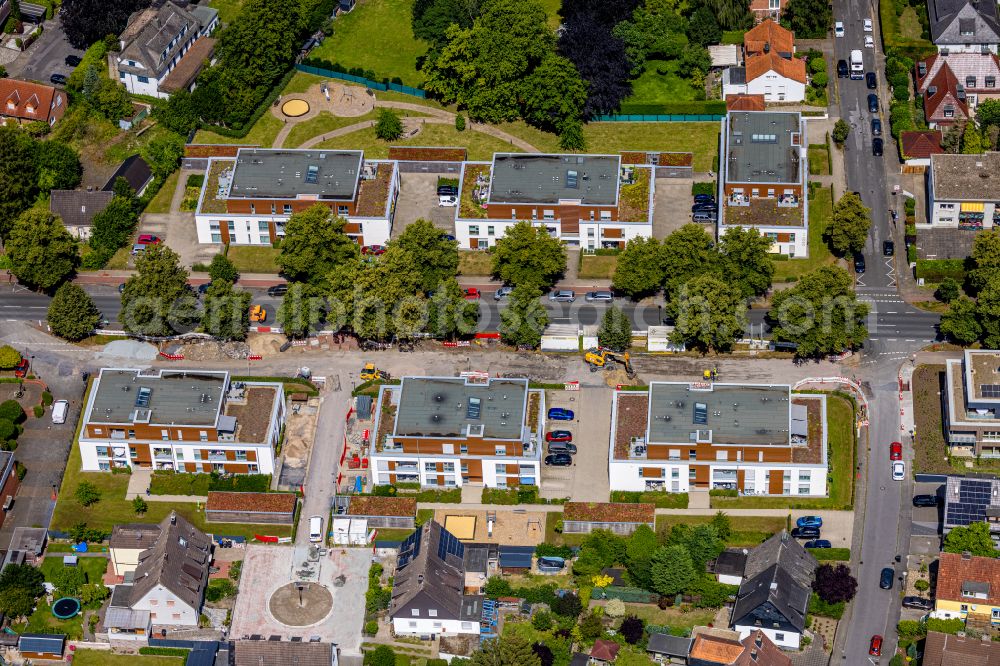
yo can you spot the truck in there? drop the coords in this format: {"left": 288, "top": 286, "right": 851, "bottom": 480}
{"left": 850, "top": 49, "right": 864, "bottom": 79}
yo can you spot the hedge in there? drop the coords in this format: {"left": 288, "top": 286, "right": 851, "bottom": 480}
{"left": 139, "top": 647, "right": 190, "bottom": 656}
{"left": 609, "top": 490, "right": 689, "bottom": 509}
{"left": 199, "top": 67, "right": 297, "bottom": 138}
{"left": 807, "top": 547, "right": 851, "bottom": 561}
{"left": 915, "top": 258, "right": 967, "bottom": 282}
{"left": 231, "top": 375, "right": 319, "bottom": 396}
{"left": 617, "top": 100, "right": 727, "bottom": 116}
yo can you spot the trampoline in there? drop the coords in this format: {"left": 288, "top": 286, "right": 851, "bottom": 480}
{"left": 281, "top": 99, "right": 310, "bottom": 117}
{"left": 52, "top": 597, "right": 80, "bottom": 619}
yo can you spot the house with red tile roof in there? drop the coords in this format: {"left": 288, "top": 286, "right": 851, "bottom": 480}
{"left": 900, "top": 130, "right": 944, "bottom": 168}
{"left": 0, "top": 79, "right": 66, "bottom": 126}
{"left": 590, "top": 639, "right": 620, "bottom": 663}
{"left": 722, "top": 20, "right": 806, "bottom": 102}
{"left": 726, "top": 94, "right": 766, "bottom": 111}
{"left": 689, "top": 626, "right": 791, "bottom": 665}
{"left": 932, "top": 551, "right": 1000, "bottom": 630}
{"left": 916, "top": 52, "right": 1000, "bottom": 126}
{"left": 749, "top": 0, "right": 782, "bottom": 23}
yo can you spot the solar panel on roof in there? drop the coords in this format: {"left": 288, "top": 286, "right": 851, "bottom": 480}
{"left": 305, "top": 165, "right": 319, "bottom": 184}
{"left": 437, "top": 528, "right": 464, "bottom": 561}
{"left": 946, "top": 479, "right": 996, "bottom": 527}
{"left": 467, "top": 397, "right": 481, "bottom": 420}
{"left": 982, "top": 384, "right": 1000, "bottom": 398}
{"left": 398, "top": 525, "right": 423, "bottom": 567}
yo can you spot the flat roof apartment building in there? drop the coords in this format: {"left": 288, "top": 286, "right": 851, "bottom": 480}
{"left": 195, "top": 148, "right": 399, "bottom": 248}
{"left": 79, "top": 369, "right": 285, "bottom": 474}
{"left": 608, "top": 382, "right": 827, "bottom": 496}
{"left": 369, "top": 376, "right": 545, "bottom": 488}
{"left": 927, "top": 153, "right": 1000, "bottom": 231}
{"left": 719, "top": 111, "right": 809, "bottom": 257}
{"left": 455, "top": 153, "right": 655, "bottom": 251}
{"left": 944, "top": 350, "right": 1000, "bottom": 457}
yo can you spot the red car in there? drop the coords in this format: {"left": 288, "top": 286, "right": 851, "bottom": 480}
{"left": 13, "top": 358, "right": 28, "bottom": 378}
{"left": 361, "top": 245, "right": 386, "bottom": 256}
{"left": 890, "top": 441, "right": 902, "bottom": 461}
{"left": 463, "top": 288, "right": 481, "bottom": 300}
{"left": 136, "top": 234, "right": 161, "bottom": 245}
{"left": 545, "top": 430, "right": 572, "bottom": 443}
{"left": 869, "top": 635, "right": 882, "bottom": 656}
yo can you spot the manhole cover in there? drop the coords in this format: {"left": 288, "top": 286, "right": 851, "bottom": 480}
{"left": 268, "top": 582, "right": 333, "bottom": 626}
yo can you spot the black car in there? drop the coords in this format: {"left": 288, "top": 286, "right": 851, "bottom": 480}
{"left": 267, "top": 284, "right": 289, "bottom": 297}
{"left": 868, "top": 93, "right": 879, "bottom": 113}
{"left": 692, "top": 203, "right": 717, "bottom": 213}
{"left": 872, "top": 118, "right": 882, "bottom": 136}
{"left": 902, "top": 596, "right": 933, "bottom": 610}
{"left": 50, "top": 73, "right": 67, "bottom": 86}
{"left": 880, "top": 567, "right": 895, "bottom": 590}
{"left": 694, "top": 194, "right": 715, "bottom": 203}
{"left": 866, "top": 72, "right": 877, "bottom": 89}
{"left": 883, "top": 240, "right": 895, "bottom": 256}
{"left": 544, "top": 453, "right": 572, "bottom": 466}
{"left": 872, "top": 137, "right": 884, "bottom": 157}
{"left": 65, "top": 55, "right": 82, "bottom": 67}
{"left": 912, "top": 494, "right": 941, "bottom": 507}
{"left": 197, "top": 282, "right": 212, "bottom": 296}
{"left": 837, "top": 59, "right": 849, "bottom": 78}
{"left": 790, "top": 526, "right": 821, "bottom": 539}
{"left": 854, "top": 254, "right": 866, "bottom": 273}
{"left": 437, "top": 185, "right": 458, "bottom": 196}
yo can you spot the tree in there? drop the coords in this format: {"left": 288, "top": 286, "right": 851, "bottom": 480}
{"left": 578, "top": 611, "right": 603, "bottom": 640}
{"left": 374, "top": 109, "right": 403, "bottom": 141}
{"left": 60, "top": 0, "right": 150, "bottom": 48}
{"left": 328, "top": 248, "right": 425, "bottom": 341}
{"left": 80, "top": 583, "right": 110, "bottom": 606}
{"left": 0, "top": 586, "right": 37, "bottom": 619}
{"left": 499, "top": 285, "right": 548, "bottom": 348}
{"left": 704, "top": 0, "right": 753, "bottom": 30}
{"left": 0, "top": 347, "right": 20, "bottom": 370}
{"left": 682, "top": 524, "right": 724, "bottom": 571}
{"left": 141, "top": 132, "right": 184, "bottom": 182}
{"left": 783, "top": 0, "right": 830, "bottom": 39}
{"left": 812, "top": 563, "right": 858, "bottom": 604}
{"left": 277, "top": 205, "right": 358, "bottom": 287}
{"left": 943, "top": 523, "right": 999, "bottom": 556}
{"left": 710, "top": 511, "right": 733, "bottom": 542}
{"left": 967, "top": 229, "right": 1000, "bottom": 294}
{"left": 35, "top": 140, "right": 82, "bottom": 192}
{"left": 604, "top": 598, "right": 626, "bottom": 617}
{"left": 560, "top": 15, "right": 632, "bottom": 117}
{"left": 6, "top": 209, "right": 79, "bottom": 290}
{"left": 0, "top": 126, "right": 38, "bottom": 238}
{"left": 625, "top": 524, "right": 658, "bottom": 590}
{"left": 717, "top": 227, "right": 774, "bottom": 299}
{"left": 52, "top": 566, "right": 86, "bottom": 596}
{"left": 977, "top": 276, "right": 1000, "bottom": 349}
{"left": 364, "top": 645, "right": 396, "bottom": 666}
{"left": 559, "top": 119, "right": 586, "bottom": 151}
{"left": 48, "top": 282, "right": 101, "bottom": 341}
{"left": 531, "top": 610, "right": 553, "bottom": 631}
{"left": 208, "top": 253, "right": 240, "bottom": 284}
{"left": 155, "top": 89, "right": 199, "bottom": 135}
{"left": 491, "top": 221, "right": 566, "bottom": 289}
{"left": 90, "top": 195, "right": 140, "bottom": 254}
{"left": 75, "top": 481, "right": 101, "bottom": 507}
{"left": 936, "top": 277, "right": 961, "bottom": 303}
{"left": 121, "top": 244, "right": 196, "bottom": 336}
{"left": 768, "top": 266, "right": 868, "bottom": 357}
{"left": 427, "top": 278, "right": 479, "bottom": 339}
{"left": 520, "top": 53, "right": 588, "bottom": 133}
{"left": 132, "top": 496, "right": 148, "bottom": 515}
{"left": 551, "top": 592, "right": 582, "bottom": 618}
{"left": 963, "top": 123, "right": 984, "bottom": 154}
{"left": 0, "top": 401, "right": 24, "bottom": 424}
{"left": 200, "top": 280, "right": 252, "bottom": 340}
{"left": 619, "top": 615, "right": 644, "bottom": 643}
{"left": 0, "top": 562, "right": 43, "bottom": 596}
{"left": 612, "top": 236, "right": 663, "bottom": 299}
{"left": 92, "top": 78, "right": 133, "bottom": 121}
{"left": 277, "top": 283, "right": 327, "bottom": 339}
{"left": 471, "top": 635, "right": 542, "bottom": 666}
{"left": 393, "top": 219, "right": 459, "bottom": 294}
{"left": 597, "top": 306, "right": 633, "bottom": 352}
{"left": 612, "top": 0, "right": 688, "bottom": 76}
{"left": 670, "top": 274, "right": 746, "bottom": 352}
{"left": 939, "top": 296, "right": 981, "bottom": 345}
{"left": 659, "top": 224, "right": 717, "bottom": 299}
{"left": 412, "top": 0, "right": 476, "bottom": 45}
{"left": 687, "top": 6, "right": 721, "bottom": 47}
{"left": 650, "top": 545, "right": 695, "bottom": 596}
{"left": 532, "top": 643, "right": 554, "bottom": 666}
{"left": 827, "top": 192, "right": 871, "bottom": 255}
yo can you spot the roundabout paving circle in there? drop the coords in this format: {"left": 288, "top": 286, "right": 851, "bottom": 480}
{"left": 268, "top": 582, "right": 333, "bottom": 626}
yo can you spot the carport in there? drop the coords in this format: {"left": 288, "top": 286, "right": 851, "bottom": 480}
{"left": 499, "top": 546, "right": 534, "bottom": 574}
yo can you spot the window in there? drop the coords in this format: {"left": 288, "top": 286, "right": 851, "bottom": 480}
{"left": 462, "top": 622, "right": 474, "bottom": 630}
{"left": 283, "top": 204, "right": 292, "bottom": 214}
{"left": 799, "top": 485, "right": 810, "bottom": 495}
{"left": 495, "top": 464, "right": 507, "bottom": 474}
{"left": 258, "top": 221, "right": 269, "bottom": 231}
{"left": 941, "top": 203, "right": 956, "bottom": 210}
{"left": 199, "top": 431, "right": 208, "bottom": 442}
{"left": 968, "top": 76, "right": 977, "bottom": 87}
{"left": 259, "top": 235, "right": 270, "bottom": 244}
{"left": 119, "top": 72, "right": 125, "bottom": 79}
{"left": 987, "top": 76, "right": 996, "bottom": 88}
{"left": 425, "top": 462, "right": 437, "bottom": 472}
{"left": 227, "top": 221, "right": 236, "bottom": 232}
{"left": 669, "top": 449, "right": 680, "bottom": 460}
{"left": 97, "top": 447, "right": 109, "bottom": 457}
{"left": 487, "top": 226, "right": 495, "bottom": 236}
{"left": 411, "top": 609, "right": 420, "bottom": 616}
{"left": 671, "top": 468, "right": 679, "bottom": 478}
{"left": 161, "top": 429, "right": 170, "bottom": 441}
{"left": 442, "top": 463, "right": 454, "bottom": 472}
{"left": 775, "top": 633, "right": 784, "bottom": 642}
{"left": 689, "top": 468, "right": 697, "bottom": 479}
{"left": 469, "top": 225, "right": 479, "bottom": 235}
{"left": 543, "top": 210, "right": 555, "bottom": 220}
{"left": 130, "top": 447, "right": 138, "bottom": 459}
{"left": 137, "top": 76, "right": 149, "bottom": 83}
{"left": 800, "top": 471, "right": 811, "bottom": 481}
{"left": 166, "top": 600, "right": 175, "bottom": 607}
{"left": 338, "top": 205, "right": 349, "bottom": 215}
{"left": 235, "top": 451, "right": 247, "bottom": 461}
{"left": 716, "top": 451, "right": 728, "bottom": 461}
{"left": 409, "top": 621, "right": 417, "bottom": 628}
{"left": 495, "top": 445, "right": 506, "bottom": 456}
{"left": 211, "top": 233, "right": 222, "bottom": 243}
{"left": 460, "top": 444, "right": 468, "bottom": 454}
{"left": 944, "top": 105, "right": 955, "bottom": 118}
{"left": 600, "top": 211, "right": 611, "bottom": 221}
{"left": 689, "top": 450, "right": 697, "bottom": 461}
{"left": 150, "top": 599, "right": 159, "bottom": 606}
{"left": 176, "top": 450, "right": 184, "bottom": 460}
{"left": 428, "top": 609, "right": 438, "bottom": 617}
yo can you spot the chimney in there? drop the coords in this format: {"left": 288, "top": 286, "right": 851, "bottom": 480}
{"left": 755, "top": 631, "right": 763, "bottom": 648}
{"left": 963, "top": 551, "right": 972, "bottom": 560}
{"left": 769, "top": 581, "right": 778, "bottom": 591}
{"left": 764, "top": 42, "right": 771, "bottom": 53}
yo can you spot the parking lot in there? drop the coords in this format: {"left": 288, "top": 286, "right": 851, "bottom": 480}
{"left": 653, "top": 178, "right": 712, "bottom": 238}
{"left": 391, "top": 173, "right": 457, "bottom": 238}
{"left": 910, "top": 480, "right": 944, "bottom": 555}
{"left": 8, "top": 18, "right": 84, "bottom": 84}
{"left": 539, "top": 388, "right": 610, "bottom": 502}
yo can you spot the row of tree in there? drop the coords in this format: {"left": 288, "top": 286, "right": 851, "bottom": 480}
{"left": 939, "top": 230, "right": 1000, "bottom": 348}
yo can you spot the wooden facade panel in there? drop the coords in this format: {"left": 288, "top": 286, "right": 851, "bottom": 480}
{"left": 226, "top": 199, "right": 358, "bottom": 217}
{"left": 185, "top": 463, "right": 198, "bottom": 473}
{"left": 130, "top": 444, "right": 151, "bottom": 465}
{"left": 506, "top": 464, "right": 519, "bottom": 475}
{"left": 768, "top": 472, "right": 784, "bottom": 495}
{"left": 603, "top": 227, "right": 623, "bottom": 238}
{"left": 641, "top": 467, "right": 663, "bottom": 478}
{"left": 466, "top": 460, "right": 482, "bottom": 476}
{"left": 643, "top": 442, "right": 793, "bottom": 464}
{"left": 737, "top": 469, "right": 746, "bottom": 490}
{"left": 223, "top": 463, "right": 250, "bottom": 474}
{"left": 225, "top": 450, "right": 236, "bottom": 461}
{"left": 247, "top": 450, "right": 257, "bottom": 462}
{"left": 85, "top": 423, "right": 219, "bottom": 442}
{"left": 437, "top": 475, "right": 445, "bottom": 486}
{"left": 397, "top": 437, "right": 520, "bottom": 456}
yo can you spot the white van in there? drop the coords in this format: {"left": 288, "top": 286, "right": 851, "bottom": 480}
{"left": 309, "top": 515, "right": 324, "bottom": 543}
{"left": 51, "top": 400, "right": 68, "bottom": 425}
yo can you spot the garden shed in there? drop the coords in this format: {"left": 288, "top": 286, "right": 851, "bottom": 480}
{"left": 562, "top": 502, "right": 655, "bottom": 535}
{"left": 498, "top": 545, "right": 534, "bottom": 573}
{"left": 346, "top": 495, "right": 416, "bottom": 528}
{"left": 205, "top": 492, "right": 298, "bottom": 525}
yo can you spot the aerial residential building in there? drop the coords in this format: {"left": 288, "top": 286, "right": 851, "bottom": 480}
{"left": 900, "top": 130, "right": 945, "bottom": 170}
{"left": 916, "top": 52, "right": 1000, "bottom": 126}
{"left": 49, "top": 190, "right": 114, "bottom": 240}
{"left": 195, "top": 148, "right": 399, "bottom": 248}
{"left": 369, "top": 375, "right": 544, "bottom": 489}
{"left": 0, "top": 78, "right": 66, "bottom": 127}
{"left": 231, "top": 639, "right": 338, "bottom": 666}
{"left": 942, "top": 475, "right": 1000, "bottom": 541}
{"left": 104, "top": 155, "right": 155, "bottom": 197}
{"left": 928, "top": 0, "right": 1000, "bottom": 53}
{"left": 116, "top": 0, "right": 219, "bottom": 98}
{"left": 749, "top": 0, "right": 783, "bottom": 23}
{"left": 78, "top": 369, "right": 285, "bottom": 474}
{"left": 927, "top": 153, "right": 1000, "bottom": 234}
{"left": 608, "top": 382, "right": 827, "bottom": 496}
{"left": 923, "top": 630, "right": 1000, "bottom": 665}
{"left": 718, "top": 111, "right": 808, "bottom": 257}
{"left": 932, "top": 551, "right": 1000, "bottom": 632}
{"left": 943, "top": 350, "right": 1000, "bottom": 456}
{"left": 722, "top": 21, "right": 806, "bottom": 103}
{"left": 455, "top": 153, "right": 655, "bottom": 250}
{"left": 688, "top": 626, "right": 792, "bottom": 664}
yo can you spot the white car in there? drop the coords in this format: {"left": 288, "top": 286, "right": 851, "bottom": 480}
{"left": 835, "top": 21, "right": 845, "bottom": 37}
{"left": 864, "top": 18, "right": 873, "bottom": 32}
{"left": 865, "top": 34, "right": 875, "bottom": 48}
{"left": 892, "top": 461, "right": 905, "bottom": 481}
{"left": 438, "top": 195, "right": 457, "bottom": 207}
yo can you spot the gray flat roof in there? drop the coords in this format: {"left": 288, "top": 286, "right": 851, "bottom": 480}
{"left": 725, "top": 112, "right": 803, "bottom": 186}
{"left": 647, "top": 382, "right": 791, "bottom": 446}
{"left": 88, "top": 369, "right": 227, "bottom": 426}
{"left": 393, "top": 377, "right": 528, "bottom": 441}
{"left": 931, "top": 153, "right": 1000, "bottom": 201}
{"left": 487, "top": 154, "right": 620, "bottom": 206}
{"left": 228, "top": 148, "right": 363, "bottom": 200}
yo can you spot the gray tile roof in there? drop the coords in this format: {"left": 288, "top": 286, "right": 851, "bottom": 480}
{"left": 49, "top": 190, "right": 113, "bottom": 229}
{"left": 227, "top": 148, "right": 363, "bottom": 201}
{"left": 487, "top": 153, "right": 621, "bottom": 206}
{"left": 231, "top": 640, "right": 335, "bottom": 666}
{"left": 931, "top": 153, "right": 1000, "bottom": 201}
{"left": 393, "top": 377, "right": 529, "bottom": 441}
{"left": 391, "top": 521, "right": 469, "bottom": 622}
{"left": 744, "top": 530, "right": 818, "bottom": 581}
{"left": 930, "top": 0, "right": 1000, "bottom": 45}
{"left": 731, "top": 531, "right": 817, "bottom": 634}
{"left": 647, "top": 633, "right": 691, "bottom": 657}
{"left": 129, "top": 512, "right": 212, "bottom": 612}
{"left": 110, "top": 523, "right": 162, "bottom": 550}
{"left": 724, "top": 111, "right": 803, "bottom": 186}
{"left": 119, "top": 1, "right": 209, "bottom": 79}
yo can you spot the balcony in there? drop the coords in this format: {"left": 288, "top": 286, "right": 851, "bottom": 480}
{"left": 777, "top": 194, "right": 800, "bottom": 208}
{"left": 713, "top": 470, "right": 739, "bottom": 481}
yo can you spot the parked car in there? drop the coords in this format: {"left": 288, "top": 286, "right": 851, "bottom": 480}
{"left": 804, "top": 540, "right": 832, "bottom": 549}
{"left": 545, "top": 430, "right": 573, "bottom": 442}
{"left": 892, "top": 460, "right": 905, "bottom": 481}
{"left": 890, "top": 441, "right": 902, "bottom": 460}
{"left": 796, "top": 516, "right": 823, "bottom": 528}
{"left": 437, "top": 185, "right": 459, "bottom": 196}
{"left": 547, "top": 442, "right": 578, "bottom": 455}
{"left": 267, "top": 284, "right": 289, "bottom": 297}
{"left": 463, "top": 288, "right": 481, "bottom": 300}
{"left": 835, "top": 21, "right": 845, "bottom": 37}
{"left": 837, "top": 59, "right": 849, "bottom": 78}
{"left": 854, "top": 254, "right": 866, "bottom": 273}
{"left": 872, "top": 118, "right": 882, "bottom": 136}
{"left": 548, "top": 290, "right": 576, "bottom": 303}
{"left": 913, "top": 494, "right": 940, "bottom": 507}
{"left": 865, "top": 34, "right": 875, "bottom": 48}
{"left": 51, "top": 400, "right": 68, "bottom": 424}
{"left": 880, "top": 567, "right": 895, "bottom": 589}
{"left": 902, "top": 596, "right": 933, "bottom": 610}
{"left": 137, "top": 234, "right": 161, "bottom": 245}
{"left": 197, "top": 282, "right": 212, "bottom": 296}
{"left": 866, "top": 72, "right": 877, "bottom": 89}
{"left": 869, "top": 635, "right": 882, "bottom": 657}
{"left": 361, "top": 245, "right": 386, "bottom": 256}
{"left": 585, "top": 290, "right": 613, "bottom": 303}
{"left": 13, "top": 358, "right": 28, "bottom": 379}
{"left": 873, "top": 137, "right": 884, "bottom": 157}
{"left": 790, "top": 526, "right": 821, "bottom": 539}
{"left": 692, "top": 211, "right": 716, "bottom": 223}
{"left": 493, "top": 286, "right": 513, "bottom": 301}
{"left": 118, "top": 283, "right": 126, "bottom": 294}
{"left": 130, "top": 243, "right": 146, "bottom": 256}
{"left": 309, "top": 515, "right": 324, "bottom": 543}
{"left": 65, "top": 55, "right": 82, "bottom": 67}
{"left": 438, "top": 195, "right": 458, "bottom": 207}
{"left": 868, "top": 93, "right": 879, "bottom": 113}
{"left": 544, "top": 453, "right": 573, "bottom": 466}
{"left": 864, "top": 18, "right": 873, "bottom": 31}
{"left": 693, "top": 194, "right": 715, "bottom": 203}
{"left": 548, "top": 407, "right": 575, "bottom": 421}
{"left": 883, "top": 240, "right": 894, "bottom": 256}
{"left": 50, "top": 73, "right": 67, "bottom": 85}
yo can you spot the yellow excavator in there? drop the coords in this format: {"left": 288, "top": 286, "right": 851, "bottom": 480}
{"left": 584, "top": 348, "right": 636, "bottom": 379}
{"left": 360, "top": 363, "right": 391, "bottom": 381}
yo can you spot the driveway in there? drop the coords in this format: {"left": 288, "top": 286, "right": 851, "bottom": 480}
{"left": 391, "top": 173, "right": 456, "bottom": 238}
{"left": 8, "top": 17, "right": 84, "bottom": 84}
{"left": 539, "top": 388, "right": 610, "bottom": 502}
{"left": 652, "top": 178, "right": 697, "bottom": 239}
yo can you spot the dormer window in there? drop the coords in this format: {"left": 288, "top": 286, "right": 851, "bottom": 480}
{"left": 967, "top": 76, "right": 977, "bottom": 88}
{"left": 961, "top": 580, "right": 990, "bottom": 599}
{"left": 944, "top": 105, "right": 955, "bottom": 118}
{"left": 987, "top": 76, "right": 996, "bottom": 88}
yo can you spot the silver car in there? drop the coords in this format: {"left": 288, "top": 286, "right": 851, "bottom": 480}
{"left": 548, "top": 290, "right": 575, "bottom": 303}
{"left": 493, "top": 286, "right": 513, "bottom": 301}
{"left": 585, "top": 290, "right": 613, "bottom": 303}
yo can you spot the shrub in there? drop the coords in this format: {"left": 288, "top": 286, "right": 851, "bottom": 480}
{"left": 0, "top": 347, "right": 19, "bottom": 369}
{"left": 455, "top": 114, "right": 465, "bottom": 131}
{"left": 692, "top": 182, "right": 716, "bottom": 196}
{"left": 364, "top": 620, "right": 379, "bottom": 635}
{"left": 914, "top": 579, "right": 930, "bottom": 591}
{"left": 605, "top": 598, "right": 626, "bottom": 617}
{"left": 228, "top": 560, "right": 242, "bottom": 582}
{"left": 31, "top": 406, "right": 42, "bottom": 419}
{"left": 14, "top": 461, "right": 25, "bottom": 480}
{"left": 915, "top": 259, "right": 966, "bottom": 282}
{"left": 186, "top": 174, "right": 205, "bottom": 188}
{"left": 41, "top": 391, "right": 52, "bottom": 406}
{"left": 619, "top": 615, "right": 644, "bottom": 644}
{"left": 532, "top": 610, "right": 553, "bottom": 630}
{"left": 132, "top": 497, "right": 148, "bottom": 514}
{"left": 75, "top": 481, "right": 101, "bottom": 507}
{"left": 364, "top": 645, "right": 395, "bottom": 666}
{"left": 0, "top": 400, "right": 23, "bottom": 424}
{"left": 552, "top": 592, "right": 582, "bottom": 617}
{"left": 139, "top": 648, "right": 190, "bottom": 657}
{"left": 535, "top": 543, "right": 573, "bottom": 559}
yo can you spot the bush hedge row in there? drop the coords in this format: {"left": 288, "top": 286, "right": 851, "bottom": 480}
{"left": 616, "top": 100, "right": 727, "bottom": 116}
{"left": 915, "top": 259, "right": 967, "bottom": 282}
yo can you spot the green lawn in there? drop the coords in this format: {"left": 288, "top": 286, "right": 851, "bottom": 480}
{"left": 808, "top": 145, "right": 830, "bottom": 176}
{"left": 317, "top": 122, "right": 520, "bottom": 160}
{"left": 310, "top": 0, "right": 427, "bottom": 85}
{"left": 912, "top": 365, "right": 954, "bottom": 474}
{"left": 15, "top": 597, "right": 87, "bottom": 639}
{"left": 286, "top": 111, "right": 376, "bottom": 148}
{"left": 227, "top": 245, "right": 281, "bottom": 273}
{"left": 655, "top": 514, "right": 786, "bottom": 547}
{"left": 103, "top": 247, "right": 132, "bottom": 270}
{"left": 627, "top": 59, "right": 700, "bottom": 105}
{"left": 193, "top": 112, "right": 284, "bottom": 147}
{"left": 40, "top": 554, "right": 108, "bottom": 585}
{"left": 144, "top": 170, "right": 179, "bottom": 214}
{"left": 607, "top": 603, "right": 716, "bottom": 631}
{"left": 711, "top": 394, "right": 856, "bottom": 510}
{"left": 209, "top": 0, "right": 244, "bottom": 23}
{"left": 149, "top": 471, "right": 211, "bottom": 496}
{"left": 458, "top": 250, "right": 492, "bottom": 276}
{"left": 584, "top": 122, "right": 720, "bottom": 172}
{"left": 579, "top": 255, "right": 617, "bottom": 280}
{"left": 772, "top": 184, "right": 836, "bottom": 282}
{"left": 72, "top": 651, "right": 185, "bottom": 666}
